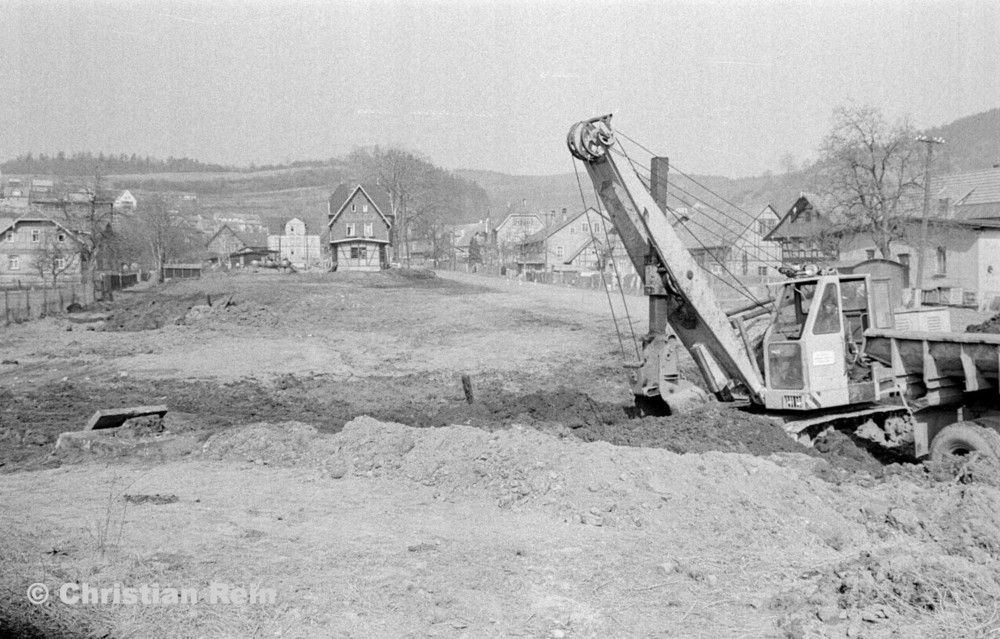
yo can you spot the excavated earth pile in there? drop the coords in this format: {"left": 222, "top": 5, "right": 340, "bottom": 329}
{"left": 967, "top": 312, "right": 1000, "bottom": 334}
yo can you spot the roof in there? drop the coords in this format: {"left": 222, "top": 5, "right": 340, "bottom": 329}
{"left": 328, "top": 183, "right": 393, "bottom": 227}
{"left": 933, "top": 167, "right": 1000, "bottom": 210}
{"left": 205, "top": 224, "right": 269, "bottom": 249}
{"left": 766, "top": 193, "right": 837, "bottom": 241}
{"left": 520, "top": 208, "right": 597, "bottom": 244}
{"left": 0, "top": 214, "right": 83, "bottom": 241}
{"left": 450, "top": 220, "right": 490, "bottom": 248}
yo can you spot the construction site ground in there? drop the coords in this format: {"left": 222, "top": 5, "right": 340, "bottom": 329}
{"left": 2, "top": 269, "right": 1000, "bottom": 639}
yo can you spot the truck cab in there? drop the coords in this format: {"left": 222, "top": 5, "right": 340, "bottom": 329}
{"left": 761, "top": 272, "right": 886, "bottom": 411}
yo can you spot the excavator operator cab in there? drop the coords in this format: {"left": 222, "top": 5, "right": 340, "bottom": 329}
{"left": 762, "top": 273, "right": 873, "bottom": 411}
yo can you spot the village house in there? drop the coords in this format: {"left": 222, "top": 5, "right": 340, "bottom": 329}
{"left": 516, "top": 208, "right": 602, "bottom": 273}
{"left": 673, "top": 203, "right": 783, "bottom": 281}
{"left": 113, "top": 190, "right": 137, "bottom": 212}
{"left": 205, "top": 225, "right": 272, "bottom": 267}
{"left": 0, "top": 216, "right": 85, "bottom": 287}
{"left": 450, "top": 219, "right": 494, "bottom": 267}
{"left": 267, "top": 217, "right": 321, "bottom": 268}
{"left": 494, "top": 204, "right": 544, "bottom": 265}
{"left": 765, "top": 194, "right": 841, "bottom": 265}
{"left": 836, "top": 218, "right": 1000, "bottom": 307}
{"left": 327, "top": 183, "right": 393, "bottom": 271}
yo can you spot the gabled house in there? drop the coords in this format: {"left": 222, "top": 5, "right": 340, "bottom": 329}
{"left": 0, "top": 216, "right": 86, "bottom": 286}
{"left": 765, "top": 194, "right": 841, "bottom": 265}
{"left": 206, "top": 225, "right": 272, "bottom": 267}
{"left": 267, "top": 217, "right": 321, "bottom": 268}
{"left": 669, "top": 203, "right": 782, "bottom": 280}
{"left": 450, "top": 219, "right": 494, "bottom": 265}
{"left": 327, "top": 183, "right": 393, "bottom": 271}
{"left": 113, "top": 190, "right": 137, "bottom": 212}
{"left": 516, "top": 208, "right": 602, "bottom": 272}
{"left": 494, "top": 205, "right": 544, "bottom": 265}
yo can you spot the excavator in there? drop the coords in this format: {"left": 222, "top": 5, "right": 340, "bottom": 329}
{"left": 568, "top": 115, "right": 1000, "bottom": 462}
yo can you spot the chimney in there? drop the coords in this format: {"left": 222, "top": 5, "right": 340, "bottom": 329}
{"left": 650, "top": 157, "right": 669, "bottom": 212}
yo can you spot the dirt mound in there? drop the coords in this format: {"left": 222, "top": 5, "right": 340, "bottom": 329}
{"left": 201, "top": 421, "right": 319, "bottom": 465}
{"left": 99, "top": 292, "right": 208, "bottom": 331}
{"left": 967, "top": 312, "right": 1000, "bottom": 333}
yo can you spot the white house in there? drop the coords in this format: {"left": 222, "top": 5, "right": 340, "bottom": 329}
{"left": 267, "top": 217, "right": 321, "bottom": 268}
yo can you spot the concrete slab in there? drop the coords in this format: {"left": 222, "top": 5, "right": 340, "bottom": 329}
{"left": 84, "top": 405, "right": 168, "bottom": 431}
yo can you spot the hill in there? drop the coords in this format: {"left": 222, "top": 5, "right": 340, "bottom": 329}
{"left": 923, "top": 107, "right": 1000, "bottom": 173}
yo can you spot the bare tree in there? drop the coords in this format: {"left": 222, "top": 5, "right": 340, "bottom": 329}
{"left": 816, "top": 105, "right": 923, "bottom": 258}
{"left": 31, "top": 236, "right": 78, "bottom": 287}
{"left": 127, "top": 194, "right": 202, "bottom": 282}
{"left": 56, "top": 170, "right": 117, "bottom": 297}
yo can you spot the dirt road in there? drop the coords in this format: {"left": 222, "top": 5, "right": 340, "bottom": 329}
{"left": 2, "top": 269, "right": 999, "bottom": 638}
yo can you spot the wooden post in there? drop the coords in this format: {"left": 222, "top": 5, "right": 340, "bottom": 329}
{"left": 461, "top": 374, "right": 475, "bottom": 404}
{"left": 25, "top": 289, "right": 31, "bottom": 319}
{"left": 4, "top": 290, "right": 8, "bottom": 325}
{"left": 43, "top": 287, "right": 48, "bottom": 315}
{"left": 59, "top": 288, "right": 64, "bottom": 312}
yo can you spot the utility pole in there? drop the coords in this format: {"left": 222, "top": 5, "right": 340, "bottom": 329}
{"left": 913, "top": 135, "right": 945, "bottom": 307}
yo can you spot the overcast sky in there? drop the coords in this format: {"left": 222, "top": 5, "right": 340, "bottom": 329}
{"left": 1, "top": 1, "right": 998, "bottom": 177}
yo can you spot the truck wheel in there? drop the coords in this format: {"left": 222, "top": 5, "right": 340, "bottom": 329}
{"left": 929, "top": 423, "right": 1000, "bottom": 463}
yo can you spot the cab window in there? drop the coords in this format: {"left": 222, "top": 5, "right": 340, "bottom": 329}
{"left": 812, "top": 283, "right": 841, "bottom": 335}
{"left": 771, "top": 282, "right": 816, "bottom": 340}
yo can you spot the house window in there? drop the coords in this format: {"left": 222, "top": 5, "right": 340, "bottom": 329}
{"left": 582, "top": 223, "right": 589, "bottom": 232}
{"left": 898, "top": 253, "right": 910, "bottom": 268}
{"left": 758, "top": 266, "right": 768, "bottom": 276}
{"left": 31, "top": 230, "right": 40, "bottom": 242}
{"left": 58, "top": 233, "right": 65, "bottom": 243}
{"left": 569, "top": 227, "right": 575, "bottom": 234}
{"left": 866, "top": 249, "right": 875, "bottom": 260}
{"left": 709, "top": 262, "right": 722, "bottom": 275}
{"left": 5, "top": 231, "right": 12, "bottom": 241}
{"left": 351, "top": 203, "right": 356, "bottom": 212}
{"left": 936, "top": 246, "right": 947, "bottom": 275}
{"left": 350, "top": 246, "right": 367, "bottom": 260}
{"left": 54, "top": 257, "right": 66, "bottom": 270}
{"left": 346, "top": 223, "right": 356, "bottom": 237}
{"left": 556, "top": 246, "right": 564, "bottom": 259}
{"left": 364, "top": 223, "right": 373, "bottom": 237}
{"left": 363, "top": 204, "right": 369, "bottom": 213}
{"left": 8, "top": 256, "right": 19, "bottom": 270}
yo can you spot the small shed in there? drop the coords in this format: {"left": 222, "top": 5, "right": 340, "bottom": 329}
{"left": 162, "top": 263, "right": 202, "bottom": 280}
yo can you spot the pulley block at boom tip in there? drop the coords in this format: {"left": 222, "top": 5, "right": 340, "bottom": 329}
{"left": 568, "top": 117, "right": 615, "bottom": 163}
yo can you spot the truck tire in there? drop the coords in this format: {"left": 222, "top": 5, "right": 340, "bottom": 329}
{"left": 929, "top": 423, "right": 1000, "bottom": 463}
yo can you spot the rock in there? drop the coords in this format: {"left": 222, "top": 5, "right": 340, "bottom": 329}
{"left": 658, "top": 560, "right": 679, "bottom": 575}
{"left": 886, "top": 508, "right": 921, "bottom": 535}
{"left": 580, "top": 513, "right": 603, "bottom": 526}
{"left": 326, "top": 457, "right": 348, "bottom": 479}
{"left": 816, "top": 605, "right": 840, "bottom": 622}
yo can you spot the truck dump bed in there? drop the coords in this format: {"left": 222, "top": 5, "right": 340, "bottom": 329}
{"left": 865, "top": 329, "right": 1000, "bottom": 405}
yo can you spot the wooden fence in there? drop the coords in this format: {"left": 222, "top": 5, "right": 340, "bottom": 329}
{"left": 1, "top": 283, "right": 95, "bottom": 325}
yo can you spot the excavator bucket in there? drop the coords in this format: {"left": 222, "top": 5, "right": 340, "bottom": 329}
{"left": 634, "top": 381, "right": 710, "bottom": 416}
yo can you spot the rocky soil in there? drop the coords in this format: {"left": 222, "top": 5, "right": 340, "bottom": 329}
{"left": 1, "top": 269, "right": 999, "bottom": 638}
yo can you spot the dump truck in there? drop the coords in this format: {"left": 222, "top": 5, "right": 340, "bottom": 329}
{"left": 567, "top": 115, "right": 1000, "bottom": 461}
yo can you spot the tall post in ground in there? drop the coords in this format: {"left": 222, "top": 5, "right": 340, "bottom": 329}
{"left": 914, "top": 135, "right": 945, "bottom": 306}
